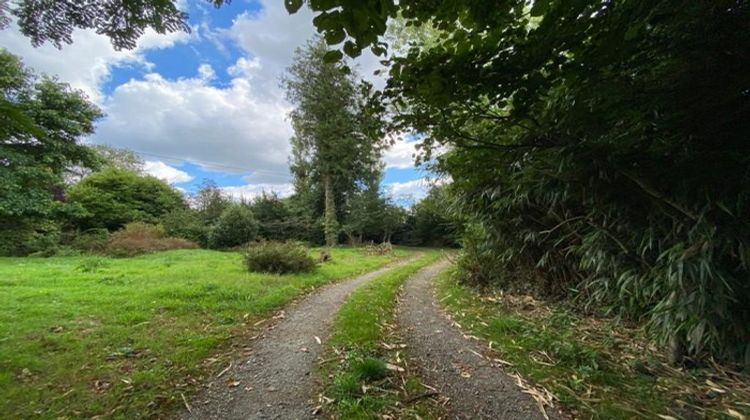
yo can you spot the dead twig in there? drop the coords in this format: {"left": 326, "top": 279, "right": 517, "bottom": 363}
{"left": 403, "top": 391, "right": 439, "bottom": 404}
{"left": 216, "top": 361, "right": 233, "bottom": 378}
{"left": 180, "top": 392, "right": 192, "bottom": 414}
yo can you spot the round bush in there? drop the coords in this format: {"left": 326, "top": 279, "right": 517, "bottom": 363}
{"left": 104, "top": 222, "right": 198, "bottom": 257}
{"left": 244, "top": 241, "right": 317, "bottom": 274}
{"left": 209, "top": 204, "right": 259, "bottom": 248}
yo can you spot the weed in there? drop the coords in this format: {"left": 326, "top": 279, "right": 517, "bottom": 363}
{"left": 352, "top": 357, "right": 388, "bottom": 382}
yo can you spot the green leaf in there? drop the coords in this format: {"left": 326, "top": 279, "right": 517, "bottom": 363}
{"left": 323, "top": 50, "right": 344, "bottom": 63}
{"left": 343, "top": 40, "right": 361, "bottom": 58}
{"left": 284, "top": 0, "right": 304, "bottom": 14}
{"left": 325, "top": 28, "right": 346, "bottom": 45}
{"left": 529, "top": 0, "right": 550, "bottom": 17}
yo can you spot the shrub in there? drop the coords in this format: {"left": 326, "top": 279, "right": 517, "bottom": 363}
{"left": 0, "top": 220, "right": 61, "bottom": 257}
{"left": 104, "top": 222, "right": 197, "bottom": 257}
{"left": 70, "top": 228, "right": 110, "bottom": 253}
{"left": 161, "top": 208, "right": 209, "bottom": 246}
{"left": 209, "top": 204, "right": 258, "bottom": 248}
{"left": 67, "top": 168, "right": 185, "bottom": 231}
{"left": 244, "top": 241, "right": 317, "bottom": 274}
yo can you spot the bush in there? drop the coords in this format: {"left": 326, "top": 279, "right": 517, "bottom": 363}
{"left": 244, "top": 241, "right": 317, "bottom": 274}
{"left": 104, "top": 222, "right": 197, "bottom": 257}
{"left": 161, "top": 208, "right": 209, "bottom": 246}
{"left": 70, "top": 228, "right": 110, "bottom": 253}
{"left": 209, "top": 204, "right": 258, "bottom": 248}
{"left": 67, "top": 168, "right": 185, "bottom": 231}
{"left": 0, "top": 219, "right": 61, "bottom": 257}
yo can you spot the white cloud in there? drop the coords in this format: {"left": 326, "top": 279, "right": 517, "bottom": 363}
{"left": 227, "top": 0, "right": 386, "bottom": 93}
{"left": 386, "top": 178, "right": 432, "bottom": 201}
{"left": 142, "top": 160, "right": 194, "bottom": 184}
{"left": 197, "top": 63, "right": 216, "bottom": 81}
{"left": 386, "top": 176, "right": 449, "bottom": 203}
{"left": 0, "top": 23, "right": 190, "bottom": 103}
{"left": 93, "top": 69, "right": 293, "bottom": 177}
{"left": 227, "top": 57, "right": 261, "bottom": 78}
{"left": 221, "top": 183, "right": 294, "bottom": 201}
{"left": 384, "top": 136, "right": 421, "bottom": 169}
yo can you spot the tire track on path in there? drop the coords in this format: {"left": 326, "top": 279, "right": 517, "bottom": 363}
{"left": 182, "top": 256, "right": 417, "bottom": 420}
{"left": 396, "top": 260, "right": 556, "bottom": 419}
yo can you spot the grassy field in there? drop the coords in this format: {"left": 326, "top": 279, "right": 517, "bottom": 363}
{"left": 0, "top": 248, "right": 409, "bottom": 418}
{"left": 321, "top": 250, "right": 444, "bottom": 419}
{"left": 435, "top": 268, "right": 750, "bottom": 419}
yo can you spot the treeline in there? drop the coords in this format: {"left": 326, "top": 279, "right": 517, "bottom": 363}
{"left": 0, "top": 49, "right": 454, "bottom": 256}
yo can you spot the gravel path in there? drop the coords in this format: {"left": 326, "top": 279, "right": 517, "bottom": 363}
{"left": 396, "top": 260, "right": 555, "bottom": 419}
{"left": 182, "top": 258, "right": 414, "bottom": 420}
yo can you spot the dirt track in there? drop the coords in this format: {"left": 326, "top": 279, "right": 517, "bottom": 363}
{"left": 181, "top": 258, "right": 412, "bottom": 420}
{"left": 396, "top": 260, "right": 556, "bottom": 419}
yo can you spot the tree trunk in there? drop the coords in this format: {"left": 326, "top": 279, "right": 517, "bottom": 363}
{"left": 323, "top": 173, "right": 337, "bottom": 246}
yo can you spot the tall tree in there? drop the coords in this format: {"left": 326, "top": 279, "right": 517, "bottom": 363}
{"left": 283, "top": 38, "right": 386, "bottom": 246}
{"left": 190, "top": 179, "right": 231, "bottom": 225}
{"left": 0, "top": 49, "right": 101, "bottom": 254}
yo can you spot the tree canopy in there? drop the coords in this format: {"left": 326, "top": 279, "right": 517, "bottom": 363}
{"left": 1, "top": 0, "right": 229, "bottom": 50}
{"left": 67, "top": 168, "right": 185, "bottom": 231}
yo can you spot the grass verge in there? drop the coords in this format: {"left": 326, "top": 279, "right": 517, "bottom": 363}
{"left": 319, "top": 250, "right": 444, "bottom": 419}
{"left": 435, "top": 268, "right": 750, "bottom": 419}
{"left": 0, "top": 247, "right": 410, "bottom": 418}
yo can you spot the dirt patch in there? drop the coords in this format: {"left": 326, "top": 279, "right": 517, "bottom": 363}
{"left": 181, "top": 258, "right": 414, "bottom": 420}
{"left": 396, "top": 261, "right": 557, "bottom": 419}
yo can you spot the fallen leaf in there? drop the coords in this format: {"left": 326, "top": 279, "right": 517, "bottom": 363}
{"left": 227, "top": 380, "right": 241, "bottom": 387}
{"left": 385, "top": 363, "right": 404, "bottom": 372}
{"left": 727, "top": 409, "right": 745, "bottom": 420}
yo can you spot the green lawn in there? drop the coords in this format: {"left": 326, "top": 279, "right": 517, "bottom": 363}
{"left": 0, "top": 248, "right": 409, "bottom": 418}
{"left": 322, "top": 250, "right": 444, "bottom": 419}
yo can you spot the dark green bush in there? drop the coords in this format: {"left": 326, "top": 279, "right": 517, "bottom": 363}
{"left": 0, "top": 219, "right": 61, "bottom": 257}
{"left": 67, "top": 168, "right": 185, "bottom": 231}
{"left": 70, "top": 228, "right": 110, "bottom": 253}
{"left": 209, "top": 204, "right": 258, "bottom": 248}
{"left": 244, "top": 241, "right": 317, "bottom": 274}
{"left": 104, "top": 222, "right": 198, "bottom": 257}
{"left": 161, "top": 208, "right": 209, "bottom": 246}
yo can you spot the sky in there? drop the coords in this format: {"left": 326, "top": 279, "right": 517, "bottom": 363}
{"left": 0, "top": 0, "right": 437, "bottom": 204}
